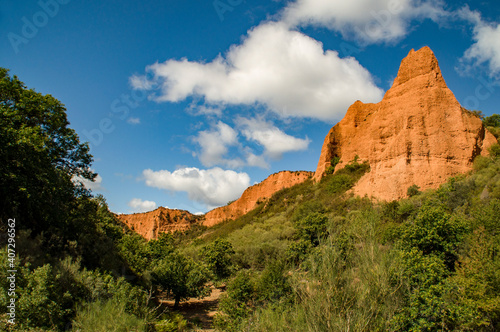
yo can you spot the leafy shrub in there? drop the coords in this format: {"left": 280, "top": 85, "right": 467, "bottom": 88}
{"left": 327, "top": 174, "right": 354, "bottom": 194}
{"left": 286, "top": 239, "right": 311, "bottom": 265}
{"left": 214, "top": 271, "right": 256, "bottom": 332}
{"left": 293, "top": 212, "right": 329, "bottom": 246}
{"left": 201, "top": 239, "right": 235, "bottom": 280}
{"left": 290, "top": 200, "right": 325, "bottom": 223}
{"left": 447, "top": 228, "right": 500, "bottom": 330}
{"left": 483, "top": 114, "right": 500, "bottom": 127}
{"left": 490, "top": 143, "right": 500, "bottom": 158}
{"left": 407, "top": 184, "right": 421, "bottom": 197}
{"left": 71, "top": 298, "right": 146, "bottom": 331}
{"left": 325, "top": 156, "right": 341, "bottom": 175}
{"left": 257, "top": 260, "right": 292, "bottom": 302}
{"left": 391, "top": 248, "right": 453, "bottom": 331}
{"left": 399, "top": 206, "right": 468, "bottom": 268}
{"left": 155, "top": 313, "right": 189, "bottom": 332}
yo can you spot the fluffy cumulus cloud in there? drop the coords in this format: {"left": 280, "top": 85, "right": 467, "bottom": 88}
{"left": 463, "top": 22, "right": 500, "bottom": 75}
{"left": 193, "top": 121, "right": 243, "bottom": 168}
{"left": 128, "top": 198, "right": 157, "bottom": 213}
{"left": 282, "top": 0, "right": 446, "bottom": 44}
{"left": 142, "top": 167, "right": 251, "bottom": 208}
{"left": 134, "top": 21, "right": 383, "bottom": 122}
{"left": 236, "top": 117, "right": 310, "bottom": 159}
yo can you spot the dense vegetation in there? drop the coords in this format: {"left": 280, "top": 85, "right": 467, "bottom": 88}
{"left": 1, "top": 68, "right": 499, "bottom": 331}
{"left": 0, "top": 69, "right": 210, "bottom": 331}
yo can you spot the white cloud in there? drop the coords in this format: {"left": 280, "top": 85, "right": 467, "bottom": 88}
{"left": 127, "top": 117, "right": 141, "bottom": 124}
{"left": 462, "top": 22, "right": 500, "bottom": 75}
{"left": 142, "top": 167, "right": 251, "bottom": 208}
{"left": 73, "top": 173, "right": 104, "bottom": 192}
{"left": 188, "top": 104, "right": 223, "bottom": 117}
{"left": 237, "top": 117, "right": 310, "bottom": 159}
{"left": 282, "top": 0, "right": 446, "bottom": 44}
{"left": 134, "top": 21, "right": 383, "bottom": 122}
{"left": 128, "top": 198, "right": 158, "bottom": 213}
{"left": 244, "top": 150, "right": 270, "bottom": 169}
{"left": 193, "top": 121, "right": 244, "bottom": 168}
{"left": 130, "top": 74, "right": 155, "bottom": 90}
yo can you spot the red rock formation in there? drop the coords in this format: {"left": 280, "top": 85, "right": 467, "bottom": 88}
{"left": 117, "top": 207, "right": 197, "bottom": 240}
{"left": 118, "top": 171, "right": 312, "bottom": 238}
{"left": 203, "top": 171, "right": 313, "bottom": 227}
{"left": 314, "top": 46, "right": 497, "bottom": 200}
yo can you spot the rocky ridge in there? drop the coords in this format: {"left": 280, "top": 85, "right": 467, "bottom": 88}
{"left": 117, "top": 171, "right": 313, "bottom": 238}
{"left": 118, "top": 207, "right": 197, "bottom": 240}
{"left": 203, "top": 171, "right": 313, "bottom": 227}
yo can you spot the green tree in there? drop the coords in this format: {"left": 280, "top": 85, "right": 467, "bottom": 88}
{"left": 0, "top": 68, "right": 94, "bottom": 233}
{"left": 201, "top": 239, "right": 235, "bottom": 280}
{"left": 484, "top": 114, "right": 500, "bottom": 139}
{"left": 483, "top": 114, "right": 500, "bottom": 127}
{"left": 399, "top": 205, "right": 467, "bottom": 269}
{"left": 152, "top": 252, "right": 210, "bottom": 309}
{"left": 148, "top": 232, "right": 175, "bottom": 261}
{"left": 294, "top": 212, "right": 329, "bottom": 246}
{"left": 406, "top": 184, "right": 421, "bottom": 197}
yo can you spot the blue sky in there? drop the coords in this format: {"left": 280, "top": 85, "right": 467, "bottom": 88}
{"left": 1, "top": 0, "right": 499, "bottom": 214}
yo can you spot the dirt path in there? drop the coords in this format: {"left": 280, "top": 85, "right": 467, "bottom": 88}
{"left": 162, "top": 286, "right": 224, "bottom": 331}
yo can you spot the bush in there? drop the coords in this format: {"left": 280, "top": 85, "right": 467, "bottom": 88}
{"left": 71, "top": 298, "right": 146, "bottom": 331}
{"left": 407, "top": 184, "right": 421, "bottom": 197}
{"left": 201, "top": 239, "right": 235, "bottom": 280}
{"left": 327, "top": 174, "right": 354, "bottom": 194}
{"left": 286, "top": 239, "right": 311, "bottom": 265}
{"left": 399, "top": 206, "right": 468, "bottom": 269}
{"left": 214, "top": 271, "right": 256, "bottom": 332}
{"left": 294, "top": 212, "right": 329, "bottom": 246}
{"left": 257, "top": 260, "right": 292, "bottom": 302}
{"left": 490, "top": 143, "right": 500, "bottom": 158}
{"left": 155, "top": 313, "right": 189, "bottom": 332}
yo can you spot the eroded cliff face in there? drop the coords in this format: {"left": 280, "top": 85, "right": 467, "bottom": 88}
{"left": 203, "top": 171, "right": 313, "bottom": 227}
{"left": 117, "top": 207, "right": 196, "bottom": 240}
{"left": 118, "top": 171, "right": 313, "bottom": 239}
{"left": 314, "top": 46, "right": 497, "bottom": 200}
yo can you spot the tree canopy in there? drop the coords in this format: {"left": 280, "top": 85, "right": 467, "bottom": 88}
{"left": 0, "top": 68, "right": 95, "bottom": 232}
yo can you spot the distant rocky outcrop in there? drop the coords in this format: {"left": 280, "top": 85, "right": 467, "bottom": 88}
{"left": 203, "top": 171, "right": 313, "bottom": 227}
{"left": 118, "top": 171, "right": 312, "bottom": 239}
{"left": 313, "top": 46, "right": 497, "bottom": 200}
{"left": 117, "top": 207, "right": 197, "bottom": 240}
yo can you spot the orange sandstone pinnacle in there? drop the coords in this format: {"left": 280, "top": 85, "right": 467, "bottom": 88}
{"left": 313, "top": 46, "right": 497, "bottom": 200}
